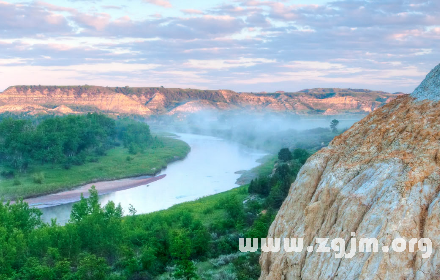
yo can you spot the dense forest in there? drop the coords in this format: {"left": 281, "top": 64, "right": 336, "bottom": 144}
{"left": 0, "top": 147, "right": 309, "bottom": 279}
{"left": 0, "top": 114, "right": 159, "bottom": 173}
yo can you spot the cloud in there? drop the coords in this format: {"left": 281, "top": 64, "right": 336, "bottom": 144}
{"left": 209, "top": 4, "right": 262, "bottom": 16}
{"left": 180, "top": 15, "right": 246, "bottom": 36}
{"left": 246, "top": 13, "right": 271, "bottom": 28}
{"left": 70, "top": 12, "right": 111, "bottom": 31}
{"left": 143, "top": 0, "right": 172, "bottom": 8}
{"left": 0, "top": 0, "right": 439, "bottom": 93}
{"left": 181, "top": 9, "right": 204, "bottom": 15}
{"left": 73, "top": 14, "right": 246, "bottom": 39}
{"left": 36, "top": 1, "right": 77, "bottom": 13}
{"left": 184, "top": 58, "right": 276, "bottom": 69}
{"left": 101, "top": 5, "right": 123, "bottom": 10}
{"left": 0, "top": 1, "right": 73, "bottom": 38}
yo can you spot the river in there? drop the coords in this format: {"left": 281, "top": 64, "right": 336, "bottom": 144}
{"left": 40, "top": 133, "right": 267, "bottom": 224}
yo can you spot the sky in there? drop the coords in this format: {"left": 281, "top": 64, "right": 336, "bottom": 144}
{"left": 0, "top": 0, "right": 439, "bottom": 93}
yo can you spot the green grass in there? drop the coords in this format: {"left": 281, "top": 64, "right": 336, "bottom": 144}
{"left": 145, "top": 185, "right": 249, "bottom": 227}
{"left": 252, "top": 155, "right": 277, "bottom": 177}
{"left": 235, "top": 154, "right": 276, "bottom": 185}
{"left": 0, "top": 137, "right": 190, "bottom": 200}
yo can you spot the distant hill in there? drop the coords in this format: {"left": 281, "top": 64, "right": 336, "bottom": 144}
{"left": 0, "top": 85, "right": 404, "bottom": 116}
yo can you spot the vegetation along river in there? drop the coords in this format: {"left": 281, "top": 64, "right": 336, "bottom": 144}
{"left": 40, "top": 133, "right": 267, "bottom": 224}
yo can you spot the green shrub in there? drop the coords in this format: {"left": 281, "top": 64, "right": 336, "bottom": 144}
{"left": 32, "top": 172, "right": 45, "bottom": 184}
{"left": 13, "top": 178, "right": 21, "bottom": 186}
{"left": 233, "top": 252, "right": 261, "bottom": 280}
{"left": 89, "top": 157, "right": 99, "bottom": 163}
{"left": 292, "top": 148, "right": 310, "bottom": 164}
{"left": 1, "top": 170, "right": 15, "bottom": 179}
{"left": 202, "top": 207, "right": 214, "bottom": 214}
{"left": 278, "top": 148, "right": 292, "bottom": 161}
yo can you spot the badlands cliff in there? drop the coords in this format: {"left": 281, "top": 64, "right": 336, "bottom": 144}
{"left": 0, "top": 85, "right": 399, "bottom": 116}
{"left": 259, "top": 64, "right": 440, "bottom": 279}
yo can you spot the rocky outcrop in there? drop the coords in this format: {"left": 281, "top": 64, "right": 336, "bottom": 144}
{"left": 0, "top": 85, "right": 400, "bottom": 116}
{"left": 412, "top": 64, "right": 440, "bottom": 101}
{"left": 167, "top": 100, "right": 218, "bottom": 115}
{"left": 0, "top": 86, "right": 152, "bottom": 115}
{"left": 48, "top": 105, "right": 77, "bottom": 115}
{"left": 259, "top": 64, "right": 440, "bottom": 279}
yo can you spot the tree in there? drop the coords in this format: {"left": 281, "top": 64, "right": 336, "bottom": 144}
{"left": 330, "top": 119, "right": 339, "bottom": 133}
{"left": 116, "top": 119, "right": 153, "bottom": 154}
{"left": 292, "top": 148, "right": 310, "bottom": 165}
{"left": 248, "top": 177, "right": 270, "bottom": 196}
{"left": 169, "top": 229, "right": 198, "bottom": 280}
{"left": 76, "top": 253, "right": 109, "bottom": 280}
{"left": 278, "top": 148, "right": 292, "bottom": 161}
{"left": 224, "top": 195, "right": 245, "bottom": 223}
{"left": 248, "top": 179, "right": 255, "bottom": 193}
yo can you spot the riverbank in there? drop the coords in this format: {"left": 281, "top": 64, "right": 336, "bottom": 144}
{"left": 24, "top": 174, "right": 167, "bottom": 208}
{"left": 235, "top": 154, "right": 276, "bottom": 185}
{"left": 0, "top": 136, "right": 190, "bottom": 200}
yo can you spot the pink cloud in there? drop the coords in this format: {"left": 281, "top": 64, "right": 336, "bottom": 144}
{"left": 143, "top": 0, "right": 172, "bottom": 8}
{"left": 181, "top": 9, "right": 204, "bottom": 15}
{"left": 72, "top": 13, "right": 111, "bottom": 31}
{"left": 36, "top": 1, "right": 77, "bottom": 13}
{"left": 101, "top": 5, "right": 123, "bottom": 10}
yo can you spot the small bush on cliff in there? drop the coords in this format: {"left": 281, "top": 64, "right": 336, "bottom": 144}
{"left": 292, "top": 148, "right": 310, "bottom": 164}
{"left": 278, "top": 148, "right": 292, "bottom": 161}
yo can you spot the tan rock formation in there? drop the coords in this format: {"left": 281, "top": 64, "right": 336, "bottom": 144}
{"left": 48, "top": 105, "right": 77, "bottom": 115}
{"left": 0, "top": 85, "right": 400, "bottom": 116}
{"left": 0, "top": 104, "right": 48, "bottom": 114}
{"left": 259, "top": 65, "right": 440, "bottom": 279}
{"left": 167, "top": 100, "right": 217, "bottom": 115}
{"left": 145, "top": 92, "right": 167, "bottom": 113}
{"left": 0, "top": 86, "right": 152, "bottom": 115}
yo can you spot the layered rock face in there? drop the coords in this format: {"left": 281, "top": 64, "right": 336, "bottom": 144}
{"left": 259, "top": 64, "right": 440, "bottom": 279}
{"left": 0, "top": 86, "right": 152, "bottom": 115}
{"left": 0, "top": 86, "right": 399, "bottom": 116}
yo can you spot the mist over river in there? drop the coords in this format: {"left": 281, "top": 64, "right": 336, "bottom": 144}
{"left": 40, "top": 133, "right": 267, "bottom": 224}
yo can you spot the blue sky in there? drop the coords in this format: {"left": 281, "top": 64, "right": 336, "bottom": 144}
{"left": 0, "top": 0, "right": 438, "bottom": 93}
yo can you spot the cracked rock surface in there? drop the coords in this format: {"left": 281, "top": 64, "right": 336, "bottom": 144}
{"left": 260, "top": 72, "right": 440, "bottom": 279}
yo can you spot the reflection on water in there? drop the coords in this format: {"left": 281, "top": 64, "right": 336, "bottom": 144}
{"left": 41, "top": 133, "right": 267, "bottom": 224}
